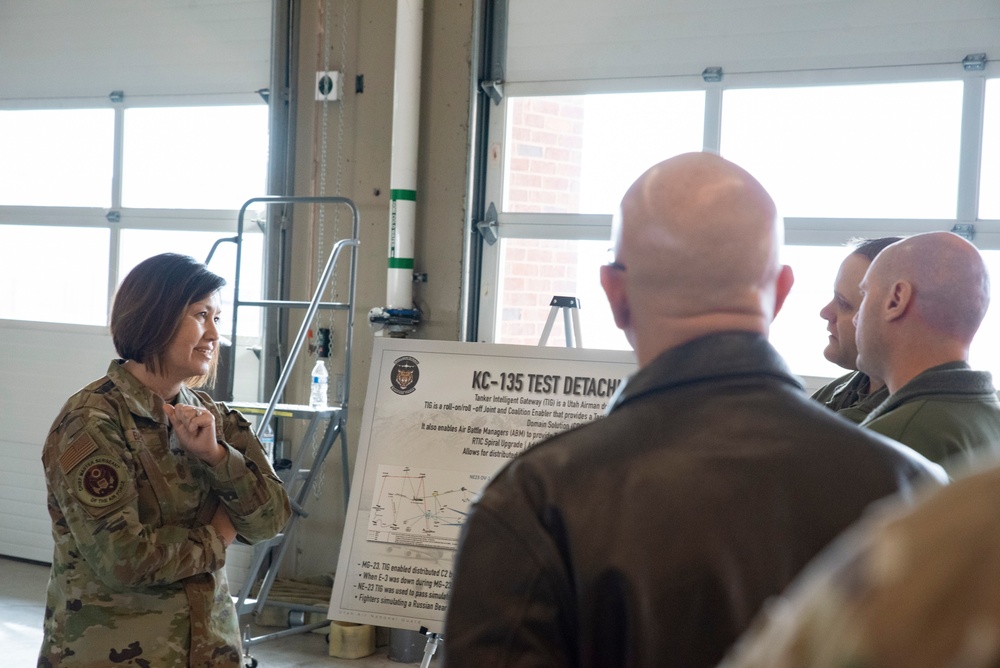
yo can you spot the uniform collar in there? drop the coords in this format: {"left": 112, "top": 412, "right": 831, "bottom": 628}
{"left": 868, "top": 361, "right": 995, "bottom": 421}
{"left": 607, "top": 331, "right": 801, "bottom": 413}
{"left": 107, "top": 360, "right": 201, "bottom": 424}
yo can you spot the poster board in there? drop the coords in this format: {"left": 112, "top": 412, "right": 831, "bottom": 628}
{"left": 328, "top": 338, "right": 636, "bottom": 632}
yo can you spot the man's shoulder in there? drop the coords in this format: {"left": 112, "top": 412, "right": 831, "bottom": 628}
{"left": 741, "top": 386, "right": 945, "bottom": 479}
{"left": 865, "top": 392, "right": 1000, "bottom": 451}
{"left": 505, "top": 414, "right": 613, "bottom": 469}
{"left": 795, "top": 393, "right": 913, "bottom": 451}
{"left": 476, "top": 411, "right": 640, "bottom": 507}
{"left": 525, "top": 377, "right": 906, "bottom": 460}
{"left": 810, "top": 371, "right": 860, "bottom": 402}
{"left": 868, "top": 389, "right": 1000, "bottom": 427}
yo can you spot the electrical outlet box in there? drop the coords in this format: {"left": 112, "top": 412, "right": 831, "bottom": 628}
{"left": 317, "top": 327, "right": 332, "bottom": 358}
{"left": 316, "top": 71, "right": 342, "bottom": 101}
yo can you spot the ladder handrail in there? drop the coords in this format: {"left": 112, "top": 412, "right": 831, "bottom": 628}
{"left": 226, "top": 195, "right": 361, "bottom": 432}
{"left": 257, "top": 236, "right": 358, "bottom": 432}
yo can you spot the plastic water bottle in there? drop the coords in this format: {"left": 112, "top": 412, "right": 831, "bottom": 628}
{"left": 259, "top": 422, "right": 275, "bottom": 462}
{"left": 310, "top": 359, "right": 329, "bottom": 408}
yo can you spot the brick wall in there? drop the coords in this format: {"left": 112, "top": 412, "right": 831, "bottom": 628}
{"left": 505, "top": 97, "right": 585, "bottom": 214}
{"left": 500, "top": 97, "right": 586, "bottom": 345}
{"left": 499, "top": 239, "right": 584, "bottom": 345}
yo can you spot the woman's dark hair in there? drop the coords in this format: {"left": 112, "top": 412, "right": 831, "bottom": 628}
{"left": 110, "top": 253, "right": 226, "bottom": 380}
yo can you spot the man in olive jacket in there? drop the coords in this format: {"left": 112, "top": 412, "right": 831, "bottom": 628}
{"left": 443, "top": 153, "right": 946, "bottom": 668}
{"left": 811, "top": 237, "right": 900, "bottom": 422}
{"left": 856, "top": 231, "right": 1000, "bottom": 473}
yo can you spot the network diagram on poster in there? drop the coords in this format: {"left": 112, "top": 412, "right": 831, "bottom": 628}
{"left": 366, "top": 464, "right": 485, "bottom": 550}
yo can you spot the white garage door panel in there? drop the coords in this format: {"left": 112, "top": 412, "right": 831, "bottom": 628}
{"left": 3, "top": 464, "right": 46, "bottom": 494}
{"left": 0, "top": 3, "right": 269, "bottom": 587}
{"left": 0, "top": 320, "right": 258, "bottom": 596}
{"left": 507, "top": 0, "right": 1000, "bottom": 86}
{"left": 3, "top": 438, "right": 61, "bottom": 562}
{"left": 0, "top": 495, "right": 53, "bottom": 563}
{"left": 3, "top": 377, "right": 83, "bottom": 444}
{"left": 0, "top": 322, "right": 115, "bottom": 561}
{"left": 0, "top": 0, "right": 271, "bottom": 102}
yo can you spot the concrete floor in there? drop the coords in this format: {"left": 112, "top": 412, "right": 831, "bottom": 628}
{"left": 2, "top": 557, "right": 434, "bottom": 667}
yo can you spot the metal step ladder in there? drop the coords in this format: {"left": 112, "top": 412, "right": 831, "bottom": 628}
{"left": 538, "top": 295, "right": 583, "bottom": 347}
{"left": 227, "top": 403, "right": 343, "bottom": 630}
{"left": 207, "top": 195, "right": 361, "bottom": 649}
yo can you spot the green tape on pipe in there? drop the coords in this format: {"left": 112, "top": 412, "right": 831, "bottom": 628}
{"left": 390, "top": 189, "right": 417, "bottom": 202}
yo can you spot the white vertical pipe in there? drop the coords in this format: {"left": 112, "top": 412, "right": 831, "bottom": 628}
{"left": 386, "top": 0, "right": 424, "bottom": 309}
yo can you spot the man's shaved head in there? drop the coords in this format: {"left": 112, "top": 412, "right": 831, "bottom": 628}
{"left": 879, "top": 233, "right": 988, "bottom": 340}
{"left": 603, "top": 152, "right": 791, "bottom": 364}
{"left": 855, "top": 231, "right": 990, "bottom": 392}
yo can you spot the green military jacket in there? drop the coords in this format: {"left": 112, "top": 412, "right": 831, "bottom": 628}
{"left": 860, "top": 361, "right": 1000, "bottom": 473}
{"left": 39, "top": 361, "right": 291, "bottom": 667}
{"left": 810, "top": 370, "right": 889, "bottom": 424}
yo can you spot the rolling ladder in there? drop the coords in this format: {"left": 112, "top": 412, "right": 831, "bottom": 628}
{"left": 207, "top": 195, "right": 361, "bottom": 652}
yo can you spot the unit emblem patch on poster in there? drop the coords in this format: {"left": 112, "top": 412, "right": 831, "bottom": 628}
{"left": 390, "top": 356, "right": 420, "bottom": 395}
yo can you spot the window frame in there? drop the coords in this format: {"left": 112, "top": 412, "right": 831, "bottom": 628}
{"left": 0, "top": 94, "right": 268, "bottom": 330}
{"left": 477, "top": 62, "right": 1000, "bottom": 370}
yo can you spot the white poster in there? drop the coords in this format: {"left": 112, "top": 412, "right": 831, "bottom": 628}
{"left": 328, "top": 339, "right": 635, "bottom": 632}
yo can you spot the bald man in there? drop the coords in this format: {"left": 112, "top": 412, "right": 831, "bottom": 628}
{"left": 811, "top": 237, "right": 901, "bottom": 422}
{"left": 856, "top": 231, "right": 1000, "bottom": 471}
{"left": 443, "top": 153, "right": 944, "bottom": 668}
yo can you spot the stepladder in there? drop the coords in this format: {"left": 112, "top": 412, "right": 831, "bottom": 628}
{"left": 228, "top": 402, "right": 347, "bottom": 642}
{"left": 538, "top": 295, "right": 583, "bottom": 348}
{"left": 206, "top": 196, "right": 361, "bottom": 658}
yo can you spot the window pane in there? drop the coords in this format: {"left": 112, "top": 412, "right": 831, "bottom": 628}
{"left": 969, "top": 250, "right": 1000, "bottom": 380}
{"left": 756, "top": 244, "right": 1000, "bottom": 385}
{"left": 722, "top": 82, "right": 963, "bottom": 219}
{"left": 770, "top": 244, "right": 855, "bottom": 379}
{"left": 122, "top": 106, "right": 268, "bottom": 210}
{"left": 0, "top": 225, "right": 109, "bottom": 325}
{"left": 503, "top": 92, "right": 704, "bottom": 215}
{"left": 493, "top": 240, "right": 1000, "bottom": 385}
{"left": 0, "top": 109, "right": 114, "bottom": 207}
{"left": 496, "top": 238, "right": 630, "bottom": 351}
{"left": 118, "top": 229, "right": 264, "bottom": 338}
{"left": 981, "top": 79, "right": 1000, "bottom": 219}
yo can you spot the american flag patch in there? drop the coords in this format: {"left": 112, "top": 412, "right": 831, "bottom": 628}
{"left": 59, "top": 433, "right": 98, "bottom": 474}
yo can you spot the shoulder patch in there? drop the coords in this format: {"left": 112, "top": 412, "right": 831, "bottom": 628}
{"left": 73, "top": 455, "right": 130, "bottom": 510}
{"left": 59, "top": 432, "right": 99, "bottom": 474}
{"left": 94, "top": 379, "right": 116, "bottom": 394}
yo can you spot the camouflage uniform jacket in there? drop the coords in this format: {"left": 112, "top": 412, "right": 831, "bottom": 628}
{"left": 39, "top": 360, "right": 291, "bottom": 668}
{"left": 720, "top": 465, "right": 1000, "bottom": 668}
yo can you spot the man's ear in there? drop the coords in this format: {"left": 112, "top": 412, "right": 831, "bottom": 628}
{"left": 600, "top": 264, "right": 631, "bottom": 331}
{"left": 771, "top": 264, "right": 795, "bottom": 320}
{"left": 884, "top": 280, "right": 912, "bottom": 322}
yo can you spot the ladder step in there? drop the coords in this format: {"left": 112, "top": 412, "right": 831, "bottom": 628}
{"left": 225, "top": 401, "right": 342, "bottom": 420}
{"left": 233, "top": 596, "right": 258, "bottom": 615}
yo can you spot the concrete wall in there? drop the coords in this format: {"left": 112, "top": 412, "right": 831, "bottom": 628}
{"left": 284, "top": 0, "right": 474, "bottom": 577}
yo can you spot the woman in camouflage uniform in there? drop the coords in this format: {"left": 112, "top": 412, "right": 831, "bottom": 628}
{"left": 38, "top": 253, "right": 291, "bottom": 667}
